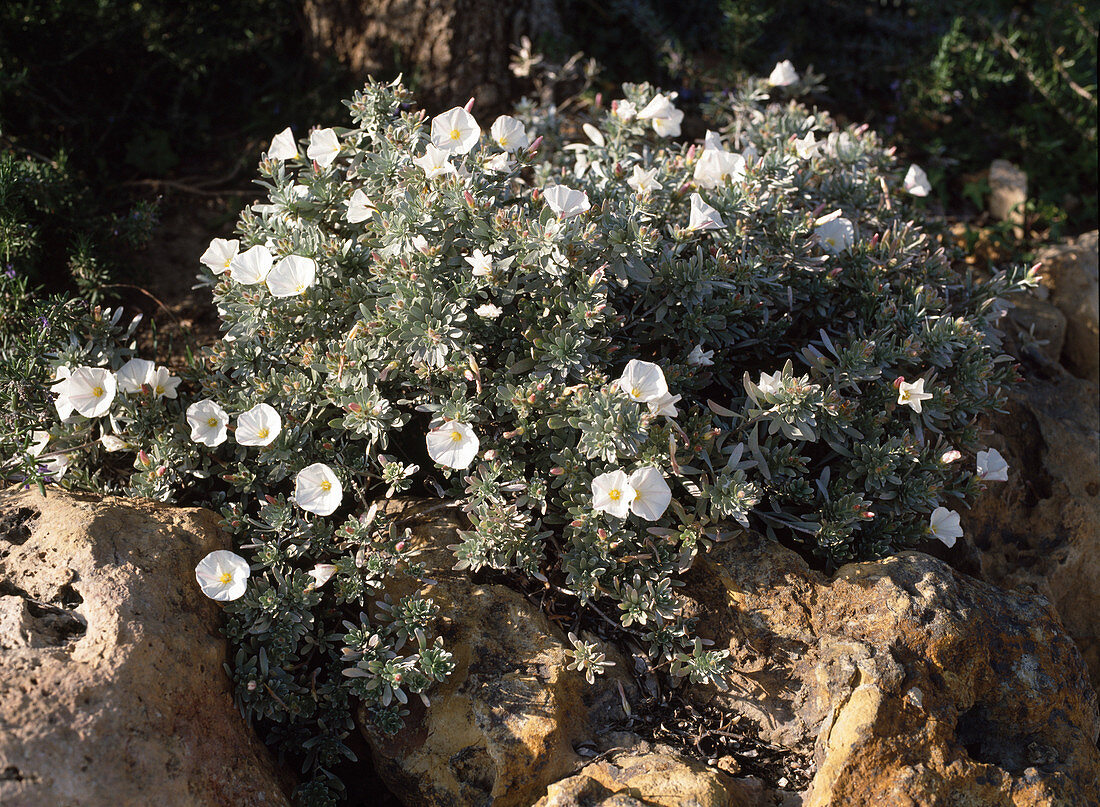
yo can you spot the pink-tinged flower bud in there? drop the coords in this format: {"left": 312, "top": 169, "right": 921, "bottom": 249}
{"left": 570, "top": 519, "right": 584, "bottom": 528}
{"left": 247, "top": 681, "right": 257, "bottom": 691}
{"left": 870, "top": 232, "right": 880, "bottom": 247}
{"left": 536, "top": 382, "right": 545, "bottom": 391}
{"left": 464, "top": 369, "right": 476, "bottom": 381}
{"left": 347, "top": 402, "right": 361, "bottom": 413}
{"left": 483, "top": 449, "right": 497, "bottom": 461}
{"left": 597, "top": 528, "right": 608, "bottom": 540}
{"left": 265, "top": 495, "right": 278, "bottom": 505}
{"left": 138, "top": 450, "right": 151, "bottom": 467}
{"left": 594, "top": 92, "right": 603, "bottom": 108}
{"left": 893, "top": 376, "right": 905, "bottom": 388}
{"left": 395, "top": 541, "right": 407, "bottom": 552}
{"left": 528, "top": 135, "right": 543, "bottom": 153}
{"left": 464, "top": 190, "right": 476, "bottom": 207}
{"left": 155, "top": 465, "right": 167, "bottom": 477}
{"left": 463, "top": 97, "right": 475, "bottom": 112}
{"left": 940, "top": 449, "right": 962, "bottom": 464}
{"left": 863, "top": 511, "right": 875, "bottom": 519}
{"left": 550, "top": 467, "right": 565, "bottom": 476}
{"left": 686, "top": 144, "right": 696, "bottom": 161}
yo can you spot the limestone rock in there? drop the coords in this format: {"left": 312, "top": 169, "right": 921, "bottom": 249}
{"left": 0, "top": 488, "right": 290, "bottom": 807}
{"left": 988, "top": 159, "right": 1027, "bottom": 235}
{"left": 1036, "top": 230, "right": 1099, "bottom": 381}
{"left": 356, "top": 500, "right": 629, "bottom": 807}
{"left": 680, "top": 535, "right": 1100, "bottom": 806}
{"left": 966, "top": 373, "right": 1100, "bottom": 687}
{"left": 533, "top": 746, "right": 765, "bottom": 807}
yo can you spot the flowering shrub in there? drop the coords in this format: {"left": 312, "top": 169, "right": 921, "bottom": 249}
{"left": 16, "top": 72, "right": 1030, "bottom": 803}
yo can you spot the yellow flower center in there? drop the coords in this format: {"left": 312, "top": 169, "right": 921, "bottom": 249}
{"left": 900, "top": 390, "right": 911, "bottom": 403}
{"left": 608, "top": 488, "right": 621, "bottom": 501}
{"left": 155, "top": 385, "right": 164, "bottom": 395}
{"left": 320, "top": 480, "right": 332, "bottom": 492}
{"left": 218, "top": 571, "right": 233, "bottom": 584}
{"left": 207, "top": 417, "right": 218, "bottom": 427}
{"left": 450, "top": 430, "right": 464, "bottom": 442}
{"left": 223, "top": 257, "right": 232, "bottom": 269}
{"left": 92, "top": 386, "right": 104, "bottom": 398}
{"left": 257, "top": 427, "right": 269, "bottom": 440}
{"left": 450, "top": 128, "right": 461, "bottom": 141}
{"left": 826, "top": 237, "right": 836, "bottom": 247}
{"left": 498, "top": 137, "right": 508, "bottom": 148}
{"left": 630, "top": 387, "right": 641, "bottom": 399}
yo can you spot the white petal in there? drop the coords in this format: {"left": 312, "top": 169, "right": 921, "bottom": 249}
{"left": 230, "top": 244, "right": 274, "bottom": 284}
{"left": 592, "top": 470, "right": 635, "bottom": 519}
{"left": 266, "top": 255, "right": 317, "bottom": 297}
{"left": 628, "top": 467, "right": 671, "bottom": 521}
{"left": 426, "top": 422, "right": 479, "bottom": 469}
{"left": 269, "top": 127, "right": 299, "bottom": 161}
{"left": 195, "top": 550, "right": 251, "bottom": 601}
{"left": 186, "top": 399, "right": 229, "bottom": 447}
{"left": 295, "top": 463, "right": 343, "bottom": 516}
{"left": 200, "top": 238, "right": 239, "bottom": 275}
{"left": 307, "top": 128, "right": 341, "bottom": 167}
{"left": 236, "top": 403, "right": 282, "bottom": 447}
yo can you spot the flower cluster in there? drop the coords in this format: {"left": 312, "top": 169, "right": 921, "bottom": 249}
{"left": 27, "top": 70, "right": 1028, "bottom": 803}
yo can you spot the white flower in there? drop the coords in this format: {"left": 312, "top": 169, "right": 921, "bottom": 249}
{"left": 43, "top": 454, "right": 71, "bottom": 480}
{"left": 51, "top": 366, "right": 75, "bottom": 419}
{"left": 897, "top": 378, "right": 933, "bottom": 413}
{"left": 186, "top": 399, "right": 229, "bottom": 447}
{"left": 431, "top": 107, "right": 481, "bottom": 154}
{"left": 482, "top": 152, "right": 515, "bottom": 173}
{"left": 769, "top": 60, "right": 800, "bottom": 86}
{"left": 306, "top": 563, "right": 339, "bottom": 589}
{"left": 976, "top": 448, "right": 1009, "bottom": 482}
{"left": 465, "top": 249, "right": 494, "bottom": 276}
{"left": 543, "top": 185, "right": 590, "bottom": 219}
{"left": 307, "top": 128, "right": 341, "bottom": 167}
{"left": 627, "top": 165, "right": 662, "bottom": 195}
{"left": 346, "top": 189, "right": 376, "bottom": 223}
{"left": 413, "top": 144, "right": 457, "bottom": 179}
{"left": 230, "top": 244, "right": 274, "bottom": 285}
{"left": 426, "top": 421, "right": 480, "bottom": 469}
{"left": 200, "top": 238, "right": 239, "bottom": 276}
{"left": 939, "top": 449, "right": 962, "bottom": 464}
{"left": 116, "top": 358, "right": 155, "bottom": 394}
{"left": 628, "top": 467, "right": 672, "bottom": 521}
{"left": 591, "top": 469, "right": 635, "bottom": 519}
{"left": 793, "top": 132, "right": 819, "bottom": 160}
{"left": 757, "top": 370, "right": 784, "bottom": 396}
{"left": 687, "top": 344, "right": 714, "bottom": 366}
{"left": 195, "top": 550, "right": 250, "bottom": 601}
{"left": 687, "top": 193, "right": 726, "bottom": 231}
{"left": 65, "top": 367, "right": 116, "bottom": 418}
{"left": 616, "top": 359, "right": 668, "bottom": 403}
{"left": 490, "top": 115, "right": 529, "bottom": 152}
{"left": 904, "top": 164, "right": 931, "bottom": 197}
{"left": 475, "top": 303, "right": 502, "bottom": 318}
{"left": 236, "top": 403, "right": 282, "bottom": 447}
{"left": 814, "top": 213, "right": 855, "bottom": 253}
{"left": 614, "top": 99, "right": 637, "bottom": 121}
{"left": 694, "top": 149, "right": 746, "bottom": 189}
{"left": 29, "top": 430, "right": 50, "bottom": 457}
{"left": 149, "top": 366, "right": 180, "bottom": 399}
{"left": 637, "top": 93, "right": 683, "bottom": 137}
{"left": 929, "top": 507, "right": 963, "bottom": 548}
{"left": 294, "top": 463, "right": 343, "bottom": 516}
{"left": 100, "top": 433, "right": 129, "bottom": 452}
{"left": 647, "top": 392, "right": 681, "bottom": 418}
{"left": 266, "top": 255, "right": 317, "bottom": 297}
{"left": 268, "top": 126, "right": 299, "bottom": 161}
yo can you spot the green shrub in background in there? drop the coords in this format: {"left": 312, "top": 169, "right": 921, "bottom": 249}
{"left": 11, "top": 70, "right": 1032, "bottom": 802}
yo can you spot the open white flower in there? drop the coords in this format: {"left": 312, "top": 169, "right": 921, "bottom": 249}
{"left": 793, "top": 132, "right": 819, "bottom": 160}
{"left": 490, "top": 115, "right": 529, "bottom": 152}
{"left": 431, "top": 107, "right": 481, "bottom": 154}
{"left": 66, "top": 367, "right": 116, "bottom": 418}
{"left": 413, "top": 144, "right": 457, "bottom": 179}
{"left": 186, "top": 399, "right": 229, "bottom": 447}
{"left": 591, "top": 469, "right": 635, "bottom": 519}
{"left": 149, "top": 366, "right": 180, "bottom": 399}
{"left": 236, "top": 403, "right": 281, "bottom": 447}
{"left": 267, "top": 255, "right": 317, "bottom": 297}
{"left": 629, "top": 467, "right": 672, "bottom": 521}
{"left": 426, "top": 421, "right": 480, "bottom": 469}
{"left": 200, "top": 238, "right": 239, "bottom": 276}
{"left": 614, "top": 99, "right": 637, "bottom": 121}
{"left": 814, "top": 213, "right": 855, "bottom": 253}
{"left": 769, "top": 60, "right": 799, "bottom": 86}
{"left": 346, "top": 189, "right": 376, "bottom": 223}
{"left": 52, "top": 366, "right": 75, "bottom": 419}
{"left": 929, "top": 507, "right": 963, "bottom": 548}
{"left": 482, "top": 152, "right": 515, "bottom": 173}
{"left": 687, "top": 193, "right": 726, "bottom": 231}
{"left": 465, "top": 249, "right": 494, "bottom": 276}
{"left": 616, "top": 359, "right": 668, "bottom": 403}
{"left": 976, "top": 448, "right": 1009, "bottom": 482}
{"left": 100, "top": 433, "right": 129, "bottom": 452}
{"left": 29, "top": 430, "right": 50, "bottom": 457}
{"left": 637, "top": 93, "right": 683, "bottom": 137}
{"left": 195, "top": 550, "right": 250, "bottom": 601}
{"left": 43, "top": 454, "right": 71, "bottom": 480}
{"left": 694, "top": 143, "right": 746, "bottom": 189}
{"left": 647, "top": 392, "right": 681, "bottom": 418}
{"left": 475, "top": 303, "right": 502, "bottom": 318}
{"left": 897, "top": 378, "right": 933, "bottom": 413}
{"left": 903, "top": 164, "right": 932, "bottom": 197}
{"left": 307, "top": 563, "right": 339, "bottom": 589}
{"left": 268, "top": 127, "right": 299, "bottom": 161}
{"left": 230, "top": 244, "right": 274, "bottom": 285}
{"left": 543, "top": 185, "right": 590, "bottom": 219}
{"left": 687, "top": 344, "right": 714, "bottom": 366}
{"left": 627, "top": 165, "right": 662, "bottom": 195}
{"left": 307, "top": 128, "right": 341, "bottom": 167}
{"left": 757, "top": 370, "right": 784, "bottom": 396}
{"left": 116, "top": 358, "right": 155, "bottom": 394}
{"left": 295, "top": 463, "right": 343, "bottom": 516}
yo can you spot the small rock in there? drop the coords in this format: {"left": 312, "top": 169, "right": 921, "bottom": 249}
{"left": 0, "top": 489, "right": 290, "bottom": 807}
{"left": 1036, "top": 230, "right": 1099, "bottom": 381}
{"left": 988, "top": 159, "right": 1027, "bottom": 235}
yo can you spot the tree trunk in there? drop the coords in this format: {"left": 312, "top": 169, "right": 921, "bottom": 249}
{"left": 303, "top": 0, "right": 563, "bottom": 113}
